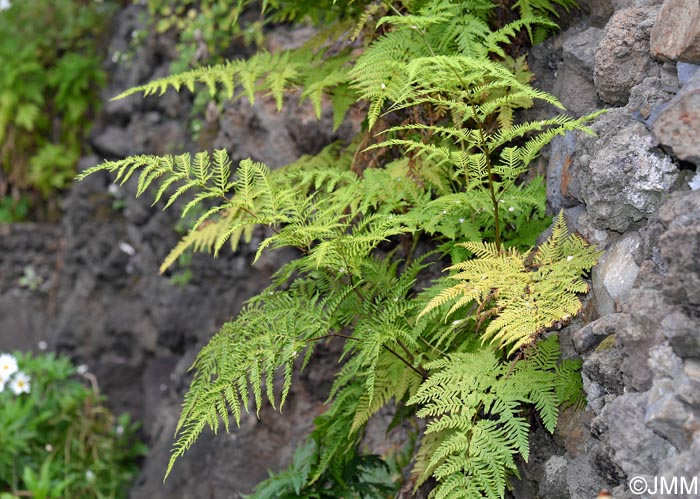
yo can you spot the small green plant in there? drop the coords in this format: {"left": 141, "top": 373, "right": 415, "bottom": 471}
{"left": 80, "top": 0, "right": 600, "bottom": 497}
{"left": 0, "top": 352, "right": 146, "bottom": 499}
{"left": 0, "top": 0, "right": 114, "bottom": 221}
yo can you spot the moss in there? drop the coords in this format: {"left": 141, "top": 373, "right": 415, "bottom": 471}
{"left": 595, "top": 334, "right": 616, "bottom": 352}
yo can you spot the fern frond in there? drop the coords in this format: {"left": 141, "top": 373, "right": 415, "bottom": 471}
{"left": 421, "top": 214, "right": 600, "bottom": 354}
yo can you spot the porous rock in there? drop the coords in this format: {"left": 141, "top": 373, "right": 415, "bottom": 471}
{"left": 570, "top": 109, "right": 678, "bottom": 232}
{"left": 604, "top": 393, "right": 678, "bottom": 476}
{"left": 652, "top": 71, "right": 700, "bottom": 166}
{"left": 650, "top": 0, "right": 700, "bottom": 63}
{"left": 594, "top": 6, "right": 661, "bottom": 105}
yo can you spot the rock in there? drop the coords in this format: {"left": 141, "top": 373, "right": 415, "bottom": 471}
{"left": 627, "top": 64, "right": 679, "bottom": 120}
{"left": 541, "top": 455, "right": 569, "bottom": 499}
{"left": 677, "top": 62, "right": 700, "bottom": 85}
{"left": 652, "top": 71, "right": 700, "bottom": 165}
{"left": 591, "top": 233, "right": 642, "bottom": 315}
{"left": 650, "top": 0, "right": 700, "bottom": 63}
{"left": 676, "top": 360, "right": 700, "bottom": 407}
{"left": 582, "top": 346, "right": 625, "bottom": 414}
{"left": 645, "top": 386, "right": 699, "bottom": 450}
{"left": 648, "top": 343, "right": 683, "bottom": 379}
{"left": 547, "top": 132, "right": 581, "bottom": 212}
{"left": 594, "top": 7, "right": 660, "bottom": 105}
{"left": 586, "top": 0, "right": 615, "bottom": 27}
{"left": 553, "top": 27, "right": 605, "bottom": 114}
{"left": 658, "top": 189, "right": 700, "bottom": 312}
{"left": 573, "top": 314, "right": 628, "bottom": 353}
{"left": 571, "top": 110, "right": 678, "bottom": 232}
{"left": 605, "top": 393, "right": 677, "bottom": 477}
{"left": 618, "top": 287, "right": 667, "bottom": 391}
{"left": 214, "top": 92, "right": 359, "bottom": 169}
{"left": 657, "top": 432, "right": 700, "bottom": 499}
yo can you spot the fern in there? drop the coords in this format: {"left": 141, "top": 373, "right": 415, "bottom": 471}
{"left": 408, "top": 335, "right": 571, "bottom": 498}
{"left": 78, "top": 1, "right": 603, "bottom": 497}
{"left": 421, "top": 213, "right": 601, "bottom": 354}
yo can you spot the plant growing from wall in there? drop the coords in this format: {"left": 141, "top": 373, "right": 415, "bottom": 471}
{"left": 0, "top": 0, "right": 114, "bottom": 221}
{"left": 80, "top": 0, "right": 601, "bottom": 497}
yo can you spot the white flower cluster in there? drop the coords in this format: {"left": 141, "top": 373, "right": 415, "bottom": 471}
{"left": 0, "top": 353, "right": 31, "bottom": 395}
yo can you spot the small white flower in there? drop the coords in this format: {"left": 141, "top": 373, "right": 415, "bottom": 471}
{"left": 77, "top": 364, "right": 89, "bottom": 375}
{"left": 0, "top": 372, "right": 8, "bottom": 393}
{"left": 442, "top": 210, "right": 447, "bottom": 214}
{"left": 458, "top": 218, "right": 465, "bottom": 224}
{"left": 45, "top": 444, "right": 53, "bottom": 452}
{"left": 566, "top": 255, "right": 574, "bottom": 262}
{"left": 85, "top": 469, "right": 95, "bottom": 482}
{"left": 9, "top": 371, "right": 30, "bottom": 395}
{"left": 338, "top": 267, "right": 346, "bottom": 274}
{"left": 0, "top": 353, "right": 18, "bottom": 378}
{"left": 380, "top": 83, "right": 386, "bottom": 90}
{"left": 508, "top": 206, "right": 515, "bottom": 212}
{"left": 37, "top": 340, "right": 48, "bottom": 351}
{"left": 115, "top": 425, "right": 124, "bottom": 436}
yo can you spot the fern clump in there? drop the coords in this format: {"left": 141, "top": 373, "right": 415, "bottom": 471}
{"left": 79, "top": 0, "right": 601, "bottom": 497}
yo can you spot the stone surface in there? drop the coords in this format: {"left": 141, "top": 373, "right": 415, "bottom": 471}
{"left": 573, "top": 313, "right": 628, "bottom": 353}
{"left": 546, "top": 132, "right": 581, "bottom": 213}
{"left": 677, "top": 62, "right": 700, "bottom": 86}
{"left": 591, "top": 233, "right": 642, "bottom": 315}
{"left": 605, "top": 393, "right": 678, "bottom": 476}
{"left": 650, "top": 0, "right": 700, "bottom": 63}
{"left": 570, "top": 109, "right": 678, "bottom": 232}
{"left": 553, "top": 27, "right": 605, "bottom": 114}
{"left": 594, "top": 7, "right": 660, "bottom": 105}
{"left": 652, "top": 71, "right": 700, "bottom": 165}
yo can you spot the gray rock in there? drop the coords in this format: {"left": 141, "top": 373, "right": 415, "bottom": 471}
{"left": 650, "top": 0, "right": 700, "bottom": 63}
{"left": 657, "top": 432, "right": 700, "bottom": 499}
{"left": 573, "top": 313, "right": 628, "bottom": 353}
{"left": 571, "top": 110, "right": 678, "bottom": 232}
{"left": 592, "top": 233, "right": 642, "bottom": 315}
{"left": 645, "top": 388, "right": 699, "bottom": 450}
{"left": 586, "top": 0, "right": 615, "bottom": 27}
{"left": 594, "top": 7, "right": 661, "bottom": 106}
{"left": 547, "top": 132, "right": 581, "bottom": 212}
{"left": 582, "top": 346, "right": 625, "bottom": 414}
{"left": 677, "top": 62, "right": 700, "bottom": 86}
{"left": 541, "top": 455, "right": 569, "bottom": 499}
{"left": 618, "top": 286, "right": 667, "bottom": 391}
{"left": 658, "top": 190, "right": 700, "bottom": 312}
{"left": 676, "top": 361, "right": 700, "bottom": 407}
{"left": 652, "top": 71, "right": 700, "bottom": 166}
{"left": 628, "top": 66, "right": 680, "bottom": 121}
{"left": 648, "top": 343, "right": 684, "bottom": 379}
{"left": 214, "top": 92, "right": 359, "bottom": 169}
{"left": 605, "top": 392, "right": 677, "bottom": 477}
{"left": 553, "top": 27, "right": 605, "bottom": 114}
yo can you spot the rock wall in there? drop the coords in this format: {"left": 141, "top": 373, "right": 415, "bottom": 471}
{"left": 1, "top": 1, "right": 699, "bottom": 498}
{"left": 520, "top": 0, "right": 700, "bottom": 497}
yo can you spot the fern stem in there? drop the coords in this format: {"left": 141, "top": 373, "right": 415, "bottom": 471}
{"left": 306, "top": 333, "right": 427, "bottom": 380}
{"left": 381, "top": 1, "right": 503, "bottom": 251}
{"left": 396, "top": 339, "right": 429, "bottom": 378}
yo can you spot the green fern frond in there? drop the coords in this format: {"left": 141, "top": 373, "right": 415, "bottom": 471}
{"left": 421, "top": 214, "right": 600, "bottom": 354}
